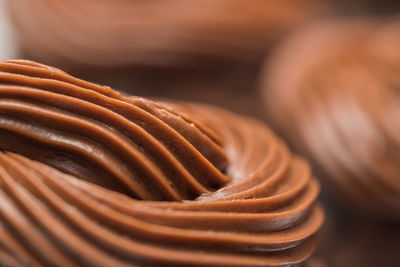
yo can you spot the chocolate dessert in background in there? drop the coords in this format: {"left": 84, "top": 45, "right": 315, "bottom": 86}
{"left": 6, "top": 0, "right": 324, "bottom": 68}
{"left": 261, "top": 18, "right": 400, "bottom": 221}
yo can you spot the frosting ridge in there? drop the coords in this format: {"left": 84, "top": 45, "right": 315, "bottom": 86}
{"left": 0, "top": 59, "right": 323, "bottom": 266}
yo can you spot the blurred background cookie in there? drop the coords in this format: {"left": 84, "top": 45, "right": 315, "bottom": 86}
{"left": 6, "top": 0, "right": 324, "bottom": 68}
{"left": 261, "top": 17, "right": 400, "bottom": 221}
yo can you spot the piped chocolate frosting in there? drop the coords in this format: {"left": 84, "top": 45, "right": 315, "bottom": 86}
{"left": 0, "top": 59, "right": 323, "bottom": 266}
{"left": 262, "top": 18, "right": 400, "bottom": 221}
{"left": 7, "top": 0, "right": 322, "bottom": 67}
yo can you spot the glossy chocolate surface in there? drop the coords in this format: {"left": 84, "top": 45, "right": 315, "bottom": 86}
{"left": 0, "top": 59, "right": 323, "bottom": 266}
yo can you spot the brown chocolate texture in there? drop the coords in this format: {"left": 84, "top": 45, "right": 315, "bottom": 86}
{"left": 262, "top": 18, "right": 400, "bottom": 221}
{"left": 6, "top": 0, "right": 322, "bottom": 67}
{"left": 0, "top": 59, "right": 323, "bottom": 266}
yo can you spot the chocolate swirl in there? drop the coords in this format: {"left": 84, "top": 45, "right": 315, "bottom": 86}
{"left": 261, "top": 19, "right": 400, "bottom": 220}
{"left": 6, "top": 0, "right": 322, "bottom": 67}
{"left": 0, "top": 59, "right": 323, "bottom": 266}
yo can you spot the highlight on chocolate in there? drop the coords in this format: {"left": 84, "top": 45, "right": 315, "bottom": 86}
{"left": 0, "top": 59, "right": 323, "bottom": 266}
{"left": 261, "top": 18, "right": 400, "bottom": 221}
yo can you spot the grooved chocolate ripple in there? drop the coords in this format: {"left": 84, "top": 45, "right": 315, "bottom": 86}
{"left": 0, "top": 59, "right": 323, "bottom": 266}
{"left": 261, "top": 18, "right": 400, "bottom": 221}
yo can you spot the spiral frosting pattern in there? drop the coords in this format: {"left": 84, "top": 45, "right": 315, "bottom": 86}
{"left": 6, "top": 0, "right": 322, "bottom": 67}
{"left": 261, "top": 19, "right": 400, "bottom": 220}
{"left": 0, "top": 59, "right": 323, "bottom": 266}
